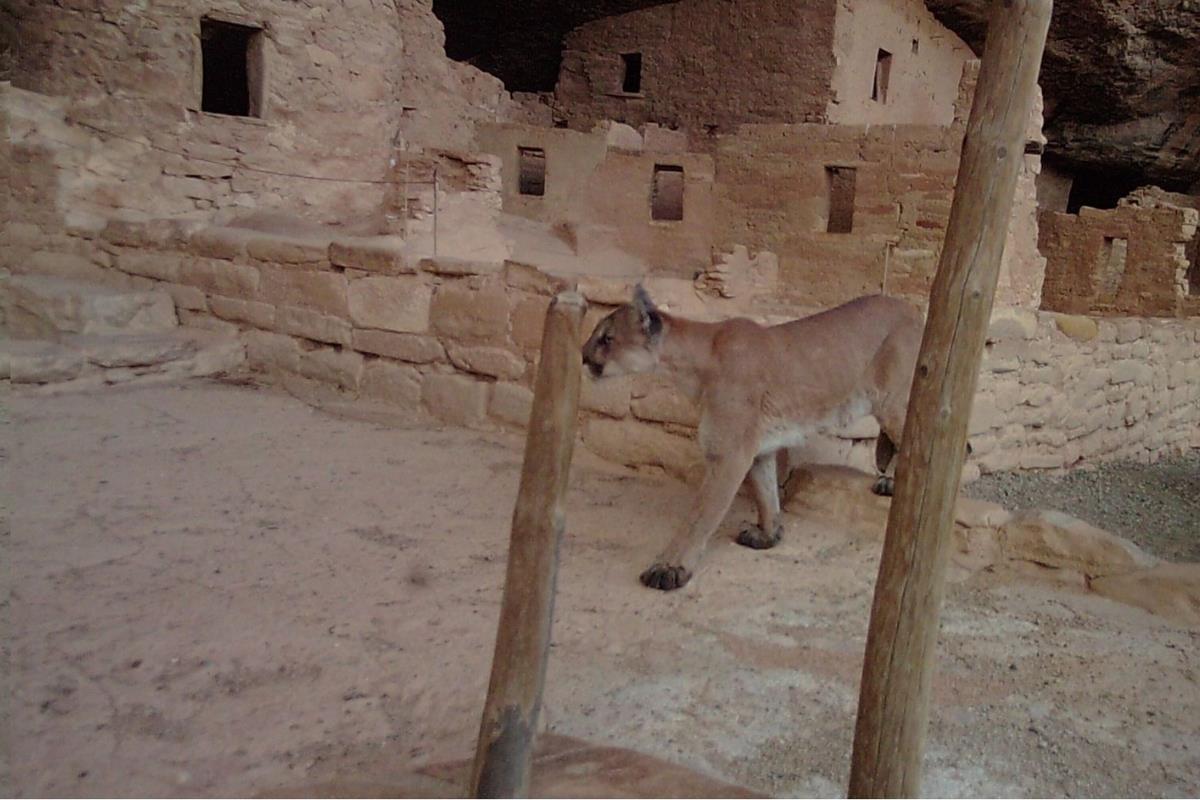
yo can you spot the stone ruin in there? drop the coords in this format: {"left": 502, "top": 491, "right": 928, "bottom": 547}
{"left": 2, "top": 0, "right": 1198, "bottom": 484}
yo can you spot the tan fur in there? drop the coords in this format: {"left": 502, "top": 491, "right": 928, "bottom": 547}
{"left": 582, "top": 288, "right": 922, "bottom": 591}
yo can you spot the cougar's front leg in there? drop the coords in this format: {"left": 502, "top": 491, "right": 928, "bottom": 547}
{"left": 640, "top": 446, "right": 756, "bottom": 591}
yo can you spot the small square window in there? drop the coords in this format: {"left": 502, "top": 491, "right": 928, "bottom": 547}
{"left": 200, "top": 17, "right": 264, "bottom": 117}
{"left": 621, "top": 52, "right": 642, "bottom": 94}
{"left": 518, "top": 147, "right": 546, "bottom": 196}
{"left": 872, "top": 49, "right": 892, "bottom": 104}
{"left": 651, "top": 164, "right": 684, "bottom": 221}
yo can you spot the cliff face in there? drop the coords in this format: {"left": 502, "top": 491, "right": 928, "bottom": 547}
{"left": 926, "top": 0, "right": 1200, "bottom": 190}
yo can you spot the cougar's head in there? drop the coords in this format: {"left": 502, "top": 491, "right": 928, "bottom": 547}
{"left": 582, "top": 285, "right": 664, "bottom": 379}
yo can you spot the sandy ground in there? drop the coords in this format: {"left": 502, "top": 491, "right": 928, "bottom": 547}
{"left": 2, "top": 379, "right": 1198, "bottom": 798}
{"left": 968, "top": 454, "right": 1200, "bottom": 563}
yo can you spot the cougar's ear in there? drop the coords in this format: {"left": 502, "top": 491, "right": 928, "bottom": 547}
{"left": 632, "top": 284, "right": 662, "bottom": 338}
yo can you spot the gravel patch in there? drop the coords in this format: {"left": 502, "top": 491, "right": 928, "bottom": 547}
{"left": 966, "top": 451, "right": 1200, "bottom": 563}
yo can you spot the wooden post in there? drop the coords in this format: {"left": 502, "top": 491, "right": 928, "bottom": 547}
{"left": 469, "top": 291, "right": 587, "bottom": 798}
{"left": 848, "top": 1, "right": 1052, "bottom": 797}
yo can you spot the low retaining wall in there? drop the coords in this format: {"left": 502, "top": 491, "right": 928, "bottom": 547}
{"left": 4, "top": 218, "right": 1198, "bottom": 480}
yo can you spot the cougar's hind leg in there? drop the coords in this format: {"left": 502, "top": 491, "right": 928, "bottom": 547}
{"left": 871, "top": 393, "right": 908, "bottom": 497}
{"left": 872, "top": 431, "right": 897, "bottom": 497}
{"left": 736, "top": 452, "right": 783, "bottom": 550}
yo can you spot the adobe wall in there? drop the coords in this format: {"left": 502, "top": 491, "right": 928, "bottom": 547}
{"left": 4, "top": 0, "right": 515, "bottom": 229}
{"left": 1039, "top": 202, "right": 1199, "bottom": 317}
{"left": 554, "top": 0, "right": 836, "bottom": 136}
{"left": 825, "top": 0, "right": 973, "bottom": 127}
{"left": 475, "top": 122, "right": 715, "bottom": 279}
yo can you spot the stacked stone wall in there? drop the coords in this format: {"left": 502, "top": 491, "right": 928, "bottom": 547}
{"left": 554, "top": 0, "right": 836, "bottom": 135}
{"left": 7, "top": 216, "right": 1194, "bottom": 482}
{"left": 5, "top": 0, "right": 515, "bottom": 228}
{"left": 1040, "top": 202, "right": 1199, "bottom": 318}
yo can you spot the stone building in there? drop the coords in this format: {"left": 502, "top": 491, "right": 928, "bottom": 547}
{"left": 2, "top": 0, "right": 1197, "bottom": 480}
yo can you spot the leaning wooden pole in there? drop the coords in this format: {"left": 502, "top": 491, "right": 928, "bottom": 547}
{"left": 469, "top": 291, "right": 587, "bottom": 798}
{"left": 848, "top": 1, "right": 1052, "bottom": 797}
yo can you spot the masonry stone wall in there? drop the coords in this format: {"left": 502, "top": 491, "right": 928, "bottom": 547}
{"left": 554, "top": 0, "right": 837, "bottom": 137}
{"left": 5, "top": 0, "right": 515, "bottom": 228}
{"left": 1040, "top": 201, "right": 1199, "bottom": 318}
{"left": 826, "top": 0, "right": 973, "bottom": 127}
{"left": 8, "top": 208, "right": 1194, "bottom": 484}
{"left": 475, "top": 122, "right": 715, "bottom": 279}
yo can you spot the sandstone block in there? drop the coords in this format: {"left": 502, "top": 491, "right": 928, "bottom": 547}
{"left": 447, "top": 344, "right": 525, "bottom": 380}
{"left": 188, "top": 227, "right": 251, "bottom": 260}
{"left": 329, "top": 236, "right": 413, "bottom": 274}
{"left": 490, "top": 382, "right": 534, "bottom": 427}
{"left": 101, "top": 218, "right": 193, "bottom": 249}
{"left": 1115, "top": 319, "right": 1143, "bottom": 344}
{"left": 1090, "top": 564, "right": 1200, "bottom": 627}
{"left": 180, "top": 258, "right": 259, "bottom": 298}
{"left": 420, "top": 257, "right": 503, "bottom": 277}
{"left": 352, "top": 329, "right": 444, "bottom": 364}
{"left": 578, "top": 277, "right": 632, "bottom": 306}
{"left": 582, "top": 417, "right": 699, "bottom": 481}
{"left": 114, "top": 251, "right": 182, "bottom": 282}
{"left": 275, "top": 305, "right": 352, "bottom": 346}
{"left": 581, "top": 374, "right": 632, "bottom": 418}
{"left": 298, "top": 346, "right": 363, "bottom": 390}
{"left": 430, "top": 285, "right": 510, "bottom": 343}
{"left": 348, "top": 276, "right": 432, "bottom": 333}
{"left": 242, "top": 330, "right": 302, "bottom": 373}
{"left": 360, "top": 360, "right": 422, "bottom": 407}
{"left": 505, "top": 262, "right": 569, "bottom": 296}
{"left": 999, "top": 509, "right": 1157, "bottom": 578}
{"left": 160, "top": 283, "right": 208, "bottom": 312}
{"left": 246, "top": 233, "right": 329, "bottom": 265}
{"left": 631, "top": 378, "right": 700, "bottom": 426}
{"left": 209, "top": 295, "right": 275, "bottom": 329}
{"left": 987, "top": 307, "right": 1038, "bottom": 341}
{"left": 257, "top": 267, "right": 348, "bottom": 317}
{"left": 968, "top": 397, "right": 1001, "bottom": 436}
{"left": 422, "top": 373, "right": 489, "bottom": 427}
{"left": 511, "top": 295, "right": 551, "bottom": 350}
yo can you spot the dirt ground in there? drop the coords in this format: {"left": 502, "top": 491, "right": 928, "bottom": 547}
{"left": 2, "top": 379, "right": 1198, "bottom": 798}
{"left": 968, "top": 454, "right": 1200, "bottom": 563}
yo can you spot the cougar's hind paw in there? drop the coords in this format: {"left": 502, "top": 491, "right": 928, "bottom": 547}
{"left": 735, "top": 521, "right": 783, "bottom": 550}
{"left": 872, "top": 475, "right": 895, "bottom": 496}
{"left": 640, "top": 563, "right": 692, "bottom": 591}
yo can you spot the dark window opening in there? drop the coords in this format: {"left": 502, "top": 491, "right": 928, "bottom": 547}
{"left": 1065, "top": 168, "right": 1145, "bottom": 214}
{"left": 911, "top": 38, "right": 920, "bottom": 54}
{"left": 871, "top": 49, "right": 892, "bottom": 103}
{"left": 826, "top": 166, "right": 857, "bottom": 233}
{"left": 1187, "top": 246, "right": 1199, "bottom": 296}
{"left": 200, "top": 18, "right": 263, "bottom": 117}
{"left": 621, "top": 52, "right": 642, "bottom": 94}
{"left": 651, "top": 164, "right": 684, "bottom": 221}
{"left": 1097, "top": 236, "right": 1128, "bottom": 299}
{"left": 518, "top": 147, "right": 546, "bottom": 196}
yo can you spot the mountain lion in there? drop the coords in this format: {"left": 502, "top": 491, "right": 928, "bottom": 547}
{"left": 581, "top": 287, "right": 922, "bottom": 591}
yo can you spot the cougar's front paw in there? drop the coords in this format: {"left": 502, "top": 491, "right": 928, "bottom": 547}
{"left": 872, "top": 475, "right": 895, "bottom": 497}
{"left": 735, "top": 521, "right": 783, "bottom": 550}
{"left": 640, "top": 563, "right": 692, "bottom": 591}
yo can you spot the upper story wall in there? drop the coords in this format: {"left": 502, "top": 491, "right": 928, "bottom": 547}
{"left": 476, "top": 122, "right": 715, "bottom": 279}
{"left": 825, "top": 0, "right": 973, "bottom": 126}
{"left": 5, "top": 0, "right": 514, "bottom": 226}
{"left": 1039, "top": 202, "right": 1199, "bottom": 318}
{"left": 554, "top": 0, "right": 837, "bottom": 136}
